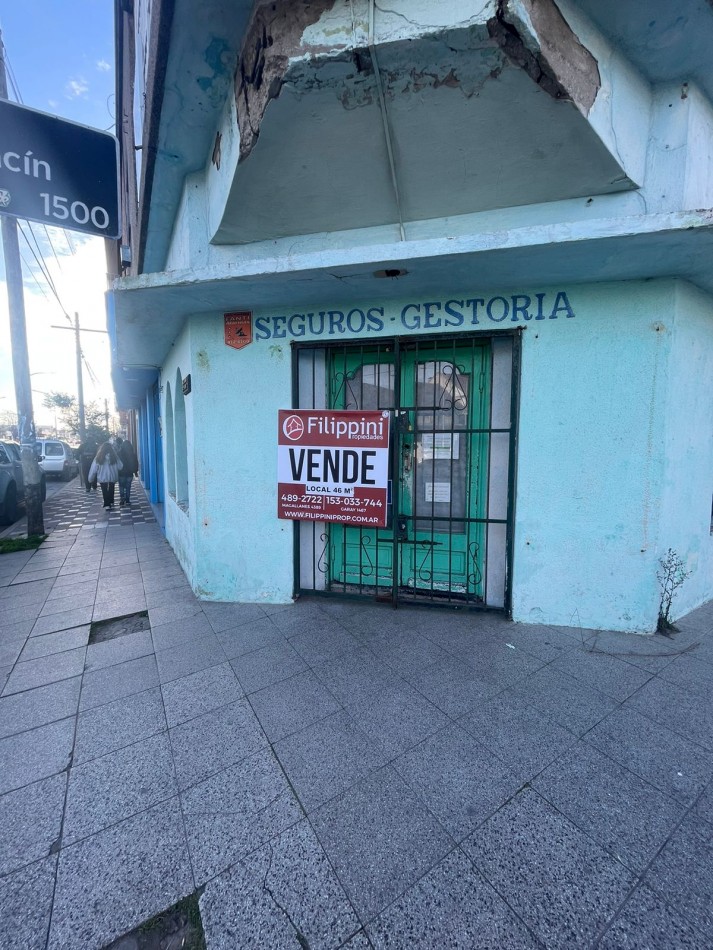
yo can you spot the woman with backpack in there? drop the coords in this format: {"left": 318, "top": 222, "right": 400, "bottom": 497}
{"left": 88, "top": 442, "right": 123, "bottom": 510}
{"left": 115, "top": 436, "right": 139, "bottom": 506}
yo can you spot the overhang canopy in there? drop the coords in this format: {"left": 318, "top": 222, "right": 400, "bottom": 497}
{"left": 214, "top": 30, "right": 631, "bottom": 246}
{"left": 111, "top": 209, "right": 713, "bottom": 403}
{"left": 139, "top": 0, "right": 713, "bottom": 274}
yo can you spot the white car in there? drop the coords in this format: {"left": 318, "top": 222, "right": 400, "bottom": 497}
{"left": 36, "top": 439, "right": 79, "bottom": 480}
{"left": 0, "top": 441, "right": 47, "bottom": 524}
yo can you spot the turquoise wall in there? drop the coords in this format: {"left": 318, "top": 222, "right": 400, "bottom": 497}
{"left": 158, "top": 277, "right": 712, "bottom": 632}
{"left": 189, "top": 313, "right": 295, "bottom": 604}
{"left": 160, "top": 322, "right": 196, "bottom": 585}
{"left": 658, "top": 282, "right": 713, "bottom": 620}
{"left": 513, "top": 278, "right": 712, "bottom": 631}
{"left": 513, "top": 281, "right": 674, "bottom": 631}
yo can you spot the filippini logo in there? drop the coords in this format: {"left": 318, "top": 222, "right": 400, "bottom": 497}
{"left": 282, "top": 415, "right": 305, "bottom": 441}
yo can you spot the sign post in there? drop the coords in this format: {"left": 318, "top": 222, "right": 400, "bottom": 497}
{"left": 278, "top": 410, "right": 390, "bottom": 528}
{"left": 0, "top": 37, "right": 44, "bottom": 535}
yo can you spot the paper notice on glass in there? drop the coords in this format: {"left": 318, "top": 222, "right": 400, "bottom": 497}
{"left": 425, "top": 482, "right": 451, "bottom": 503}
{"left": 421, "top": 433, "right": 459, "bottom": 460}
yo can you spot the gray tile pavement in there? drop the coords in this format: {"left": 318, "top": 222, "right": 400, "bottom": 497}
{"left": 598, "top": 882, "right": 710, "bottom": 950}
{"left": 169, "top": 698, "right": 266, "bottom": 790}
{"left": 161, "top": 661, "right": 244, "bottom": 727}
{"left": 0, "top": 676, "right": 80, "bottom": 739}
{"left": 459, "top": 691, "right": 577, "bottom": 780}
{"left": 0, "top": 773, "right": 66, "bottom": 876}
{"left": 0, "top": 856, "right": 57, "bottom": 950}
{"left": 366, "top": 847, "right": 539, "bottom": 949}
{"left": 62, "top": 731, "right": 178, "bottom": 845}
{"left": 19, "top": 626, "right": 90, "bottom": 661}
{"left": 274, "top": 709, "right": 390, "bottom": 812}
{"left": 311, "top": 765, "right": 454, "bottom": 921}
{"left": 83, "top": 629, "right": 153, "bottom": 672}
{"left": 230, "top": 638, "right": 308, "bottom": 694}
{"left": 0, "top": 717, "right": 75, "bottom": 794}
{"left": 391, "top": 723, "right": 523, "bottom": 840}
{"left": 181, "top": 747, "right": 302, "bottom": 884}
{"left": 48, "top": 799, "right": 193, "bottom": 950}
{"left": 3, "top": 646, "right": 86, "bottom": 695}
{"left": 200, "top": 819, "right": 359, "bottom": 949}
{"left": 462, "top": 787, "right": 636, "bottom": 949}
{"left": 0, "top": 478, "right": 711, "bottom": 947}
{"left": 78, "top": 653, "right": 159, "bottom": 711}
{"left": 532, "top": 741, "right": 686, "bottom": 873}
{"left": 150, "top": 611, "right": 215, "bottom": 652}
{"left": 73, "top": 686, "right": 167, "bottom": 764}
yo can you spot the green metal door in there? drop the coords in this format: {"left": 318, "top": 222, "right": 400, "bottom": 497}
{"left": 329, "top": 337, "right": 491, "bottom": 602}
{"left": 329, "top": 347, "right": 396, "bottom": 591}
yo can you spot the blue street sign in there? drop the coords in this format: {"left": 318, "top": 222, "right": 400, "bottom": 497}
{"left": 0, "top": 99, "right": 119, "bottom": 238}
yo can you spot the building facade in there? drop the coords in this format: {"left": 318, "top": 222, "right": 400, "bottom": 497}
{"left": 109, "top": 0, "right": 713, "bottom": 632}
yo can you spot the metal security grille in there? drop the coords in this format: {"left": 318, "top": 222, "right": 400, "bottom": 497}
{"left": 293, "top": 331, "right": 520, "bottom": 611}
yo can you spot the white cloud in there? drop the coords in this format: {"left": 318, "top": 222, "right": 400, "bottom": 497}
{"left": 66, "top": 78, "right": 89, "bottom": 98}
{"left": 48, "top": 99, "right": 59, "bottom": 109}
{"left": 96, "top": 59, "right": 111, "bottom": 73}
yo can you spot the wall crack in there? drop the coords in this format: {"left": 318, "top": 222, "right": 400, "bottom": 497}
{"left": 488, "top": 0, "right": 600, "bottom": 113}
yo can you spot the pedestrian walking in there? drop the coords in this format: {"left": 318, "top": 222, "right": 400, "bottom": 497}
{"left": 79, "top": 436, "right": 99, "bottom": 492}
{"left": 88, "top": 442, "right": 122, "bottom": 509}
{"left": 115, "top": 436, "right": 139, "bottom": 506}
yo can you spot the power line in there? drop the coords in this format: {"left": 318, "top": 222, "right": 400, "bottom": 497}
{"left": 2, "top": 44, "right": 22, "bottom": 103}
{"left": 23, "top": 222, "right": 70, "bottom": 321}
{"left": 37, "top": 221, "right": 65, "bottom": 272}
{"left": 19, "top": 252, "right": 54, "bottom": 302}
{"left": 18, "top": 225, "right": 57, "bottom": 293}
{"left": 83, "top": 356, "right": 100, "bottom": 387}
{"left": 17, "top": 223, "right": 71, "bottom": 321}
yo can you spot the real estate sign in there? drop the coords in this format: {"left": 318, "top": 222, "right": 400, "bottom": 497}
{"left": 277, "top": 409, "right": 390, "bottom": 527}
{"left": 0, "top": 99, "right": 119, "bottom": 238}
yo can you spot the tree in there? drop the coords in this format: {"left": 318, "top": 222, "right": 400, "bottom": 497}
{"left": 0, "top": 410, "right": 18, "bottom": 440}
{"left": 43, "top": 392, "right": 111, "bottom": 444}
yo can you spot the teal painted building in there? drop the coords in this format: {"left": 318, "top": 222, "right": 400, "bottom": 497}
{"left": 109, "top": 0, "right": 713, "bottom": 633}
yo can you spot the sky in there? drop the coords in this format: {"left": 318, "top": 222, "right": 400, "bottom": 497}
{"left": 0, "top": 0, "right": 116, "bottom": 430}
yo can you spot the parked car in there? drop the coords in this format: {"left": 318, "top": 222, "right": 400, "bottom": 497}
{"left": 0, "top": 440, "right": 47, "bottom": 525}
{"left": 36, "top": 439, "right": 80, "bottom": 481}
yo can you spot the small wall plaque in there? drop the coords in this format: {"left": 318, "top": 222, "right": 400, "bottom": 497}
{"left": 224, "top": 311, "right": 252, "bottom": 350}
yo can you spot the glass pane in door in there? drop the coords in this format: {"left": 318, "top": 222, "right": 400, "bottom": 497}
{"left": 329, "top": 354, "right": 395, "bottom": 591}
{"left": 400, "top": 342, "right": 490, "bottom": 598}
{"left": 414, "top": 361, "right": 469, "bottom": 533}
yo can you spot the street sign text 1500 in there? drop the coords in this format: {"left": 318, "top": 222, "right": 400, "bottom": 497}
{"left": 38, "top": 193, "right": 110, "bottom": 230}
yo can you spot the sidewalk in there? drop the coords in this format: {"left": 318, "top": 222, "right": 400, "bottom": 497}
{"left": 1, "top": 478, "right": 712, "bottom": 949}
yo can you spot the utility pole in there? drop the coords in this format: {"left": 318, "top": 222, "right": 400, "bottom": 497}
{"left": 50, "top": 316, "right": 107, "bottom": 442}
{"left": 0, "top": 32, "right": 44, "bottom": 535}
{"left": 75, "top": 313, "right": 86, "bottom": 443}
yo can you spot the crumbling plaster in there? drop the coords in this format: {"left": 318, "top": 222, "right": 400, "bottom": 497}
{"left": 159, "top": 0, "right": 713, "bottom": 269}
{"left": 233, "top": 0, "right": 603, "bottom": 162}
{"left": 489, "top": 0, "right": 600, "bottom": 113}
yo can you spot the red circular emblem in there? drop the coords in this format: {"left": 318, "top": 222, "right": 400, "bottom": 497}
{"left": 283, "top": 415, "right": 305, "bottom": 441}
